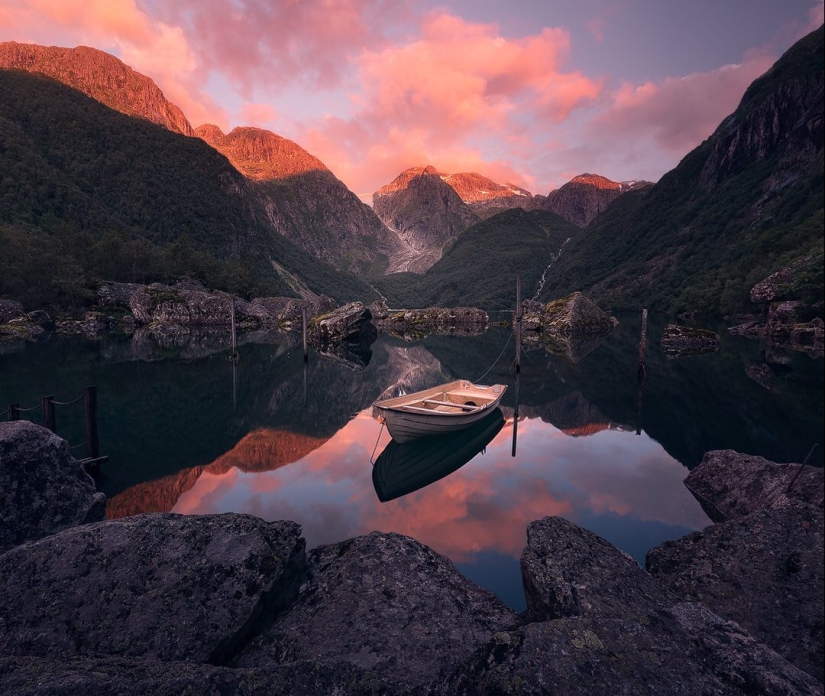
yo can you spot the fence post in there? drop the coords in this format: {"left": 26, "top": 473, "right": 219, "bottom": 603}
{"left": 42, "top": 396, "right": 56, "bottom": 432}
{"left": 84, "top": 386, "right": 99, "bottom": 459}
{"left": 7, "top": 403, "right": 20, "bottom": 421}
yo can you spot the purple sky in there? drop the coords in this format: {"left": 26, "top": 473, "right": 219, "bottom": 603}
{"left": 1, "top": 0, "right": 822, "bottom": 200}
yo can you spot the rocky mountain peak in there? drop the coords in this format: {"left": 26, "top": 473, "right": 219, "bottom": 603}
{"left": 194, "top": 125, "right": 330, "bottom": 181}
{"left": 373, "top": 166, "right": 481, "bottom": 273}
{"left": 540, "top": 173, "right": 650, "bottom": 227}
{"left": 0, "top": 41, "right": 194, "bottom": 136}
{"left": 440, "top": 172, "right": 533, "bottom": 203}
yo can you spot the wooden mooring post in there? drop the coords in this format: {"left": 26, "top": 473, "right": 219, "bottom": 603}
{"left": 84, "top": 386, "right": 99, "bottom": 459}
{"left": 637, "top": 308, "right": 648, "bottom": 382}
{"left": 42, "top": 395, "right": 56, "bottom": 432}
{"left": 7, "top": 403, "right": 20, "bottom": 421}
{"left": 515, "top": 275, "right": 522, "bottom": 374}
{"left": 302, "top": 306, "right": 308, "bottom": 362}
{"left": 229, "top": 298, "right": 239, "bottom": 361}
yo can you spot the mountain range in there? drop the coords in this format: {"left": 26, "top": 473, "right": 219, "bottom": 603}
{"left": 1, "top": 27, "right": 822, "bottom": 316}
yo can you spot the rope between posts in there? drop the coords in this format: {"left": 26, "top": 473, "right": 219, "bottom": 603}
{"left": 69, "top": 442, "right": 85, "bottom": 451}
{"left": 14, "top": 403, "right": 41, "bottom": 413}
{"left": 53, "top": 395, "right": 84, "bottom": 406}
{"left": 474, "top": 330, "right": 513, "bottom": 383}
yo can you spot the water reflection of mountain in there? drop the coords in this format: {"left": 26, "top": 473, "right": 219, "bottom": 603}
{"left": 107, "top": 428, "right": 328, "bottom": 518}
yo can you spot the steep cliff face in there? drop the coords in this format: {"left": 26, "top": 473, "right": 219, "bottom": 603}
{"left": 196, "top": 125, "right": 401, "bottom": 276}
{"left": 698, "top": 30, "right": 824, "bottom": 193}
{"left": 538, "top": 25, "right": 824, "bottom": 315}
{"left": 0, "top": 41, "right": 194, "bottom": 136}
{"left": 373, "top": 166, "right": 480, "bottom": 273}
{"left": 540, "top": 174, "right": 652, "bottom": 227}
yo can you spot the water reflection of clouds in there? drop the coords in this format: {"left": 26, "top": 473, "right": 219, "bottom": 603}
{"left": 173, "top": 410, "right": 710, "bottom": 564}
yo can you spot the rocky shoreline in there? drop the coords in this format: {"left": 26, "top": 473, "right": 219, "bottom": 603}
{"left": 0, "top": 420, "right": 822, "bottom": 694}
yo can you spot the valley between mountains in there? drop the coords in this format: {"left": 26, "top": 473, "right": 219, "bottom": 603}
{"left": 0, "top": 27, "right": 822, "bottom": 320}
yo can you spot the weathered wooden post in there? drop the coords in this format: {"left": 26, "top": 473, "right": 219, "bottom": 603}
{"left": 302, "top": 306, "right": 308, "bottom": 363}
{"left": 637, "top": 308, "right": 648, "bottom": 382}
{"left": 84, "top": 386, "right": 99, "bottom": 459}
{"left": 515, "top": 275, "right": 522, "bottom": 374}
{"left": 42, "top": 395, "right": 56, "bottom": 432}
{"left": 229, "top": 298, "right": 238, "bottom": 360}
{"left": 7, "top": 403, "right": 20, "bottom": 421}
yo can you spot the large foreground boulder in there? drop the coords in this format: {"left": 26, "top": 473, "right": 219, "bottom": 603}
{"left": 436, "top": 515, "right": 820, "bottom": 695}
{"left": 0, "top": 421, "right": 105, "bottom": 553}
{"left": 660, "top": 324, "right": 720, "bottom": 357}
{"left": 235, "top": 531, "right": 518, "bottom": 691}
{"left": 308, "top": 301, "right": 377, "bottom": 345}
{"left": 0, "top": 656, "right": 406, "bottom": 696}
{"left": 647, "top": 502, "right": 824, "bottom": 682}
{"left": 0, "top": 514, "right": 306, "bottom": 665}
{"left": 684, "top": 449, "right": 824, "bottom": 522}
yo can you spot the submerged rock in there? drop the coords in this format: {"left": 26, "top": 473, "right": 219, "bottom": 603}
{"left": 235, "top": 531, "right": 517, "bottom": 691}
{"left": 0, "top": 421, "right": 105, "bottom": 554}
{"left": 0, "top": 514, "right": 306, "bottom": 665}
{"left": 378, "top": 307, "right": 489, "bottom": 338}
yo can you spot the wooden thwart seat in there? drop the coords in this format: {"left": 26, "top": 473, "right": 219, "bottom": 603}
{"left": 422, "top": 399, "right": 479, "bottom": 411}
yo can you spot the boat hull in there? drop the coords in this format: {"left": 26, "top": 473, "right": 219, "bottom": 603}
{"left": 372, "top": 408, "right": 505, "bottom": 501}
{"left": 373, "top": 380, "right": 507, "bottom": 444}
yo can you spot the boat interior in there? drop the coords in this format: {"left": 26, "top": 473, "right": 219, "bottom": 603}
{"left": 376, "top": 381, "right": 505, "bottom": 415}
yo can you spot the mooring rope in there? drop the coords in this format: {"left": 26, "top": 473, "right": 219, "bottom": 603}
{"left": 53, "top": 394, "right": 84, "bottom": 406}
{"left": 369, "top": 421, "right": 385, "bottom": 466}
{"left": 474, "top": 330, "right": 513, "bottom": 383}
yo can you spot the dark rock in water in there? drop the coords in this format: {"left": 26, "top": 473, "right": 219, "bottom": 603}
{"left": 0, "top": 655, "right": 408, "bottom": 696}
{"left": 0, "top": 316, "right": 45, "bottom": 341}
{"left": 0, "top": 514, "right": 306, "bottom": 665}
{"left": 235, "top": 531, "right": 517, "bottom": 691}
{"left": 245, "top": 295, "right": 337, "bottom": 327}
{"left": 56, "top": 311, "right": 119, "bottom": 337}
{"left": 378, "top": 306, "right": 488, "bottom": 339}
{"left": 368, "top": 299, "right": 390, "bottom": 320}
{"left": 25, "top": 309, "right": 54, "bottom": 329}
{"left": 521, "top": 292, "right": 614, "bottom": 335}
{"left": 129, "top": 284, "right": 236, "bottom": 326}
{"left": 0, "top": 422, "right": 105, "bottom": 554}
{"left": 684, "top": 449, "right": 824, "bottom": 522}
{"left": 0, "top": 298, "right": 24, "bottom": 322}
{"left": 728, "top": 319, "right": 765, "bottom": 337}
{"left": 660, "top": 324, "right": 720, "bottom": 357}
{"left": 647, "top": 502, "right": 824, "bottom": 682}
{"left": 308, "top": 301, "right": 376, "bottom": 346}
{"left": 521, "top": 516, "right": 674, "bottom": 622}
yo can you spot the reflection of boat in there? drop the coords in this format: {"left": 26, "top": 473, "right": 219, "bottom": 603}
{"left": 372, "top": 408, "right": 505, "bottom": 502}
{"left": 372, "top": 379, "right": 507, "bottom": 443}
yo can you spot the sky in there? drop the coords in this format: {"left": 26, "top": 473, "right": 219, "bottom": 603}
{"left": 1, "top": 1, "right": 823, "bottom": 202}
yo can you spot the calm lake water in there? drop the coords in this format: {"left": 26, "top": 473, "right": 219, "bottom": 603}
{"left": 2, "top": 313, "right": 822, "bottom": 611}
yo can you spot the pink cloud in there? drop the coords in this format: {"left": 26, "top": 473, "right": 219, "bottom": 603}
{"left": 295, "top": 11, "right": 602, "bottom": 195}
{"left": 238, "top": 102, "right": 279, "bottom": 129}
{"left": 592, "top": 55, "right": 776, "bottom": 158}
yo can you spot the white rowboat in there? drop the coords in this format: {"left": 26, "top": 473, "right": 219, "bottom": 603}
{"left": 372, "top": 379, "right": 508, "bottom": 443}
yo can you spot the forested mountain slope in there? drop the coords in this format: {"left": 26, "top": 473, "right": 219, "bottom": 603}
{"left": 539, "top": 25, "right": 824, "bottom": 315}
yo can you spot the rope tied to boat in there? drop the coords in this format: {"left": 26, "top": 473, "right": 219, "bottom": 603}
{"left": 369, "top": 421, "right": 385, "bottom": 466}
{"left": 473, "top": 330, "right": 513, "bottom": 384}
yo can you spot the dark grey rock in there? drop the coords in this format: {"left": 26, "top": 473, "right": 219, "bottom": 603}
{"left": 378, "top": 306, "right": 488, "bottom": 339}
{"left": 647, "top": 502, "right": 824, "bottom": 682}
{"left": 94, "top": 282, "right": 142, "bottom": 308}
{"left": 308, "top": 301, "right": 377, "bottom": 345}
{"left": 0, "top": 421, "right": 105, "bottom": 554}
{"left": 439, "top": 603, "right": 821, "bottom": 695}
{"left": 660, "top": 324, "right": 720, "bottom": 356}
{"left": 521, "top": 292, "right": 614, "bottom": 336}
{"left": 0, "top": 514, "right": 306, "bottom": 664}
{"left": 751, "top": 255, "right": 813, "bottom": 304}
{"left": 521, "top": 516, "right": 674, "bottom": 622}
{"left": 235, "top": 531, "right": 517, "bottom": 690}
{"left": 684, "top": 449, "right": 824, "bottom": 522}
{"left": 0, "top": 298, "right": 24, "bottom": 322}
{"left": 0, "top": 655, "right": 409, "bottom": 696}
